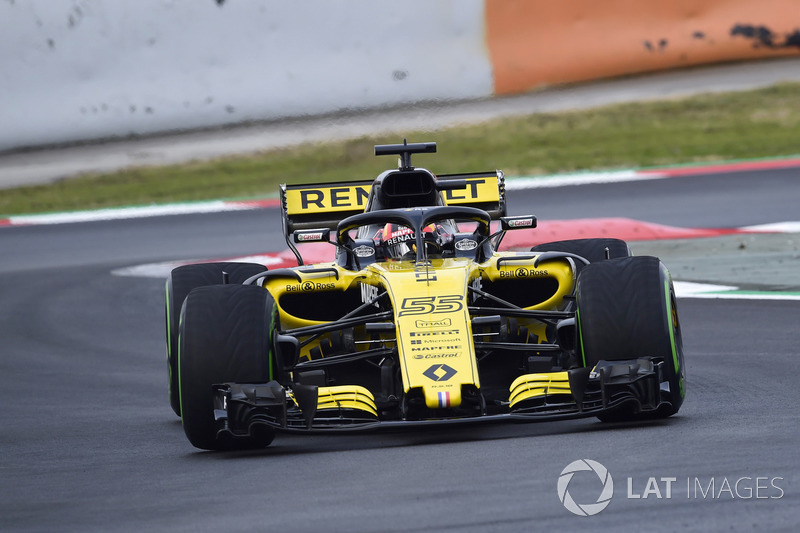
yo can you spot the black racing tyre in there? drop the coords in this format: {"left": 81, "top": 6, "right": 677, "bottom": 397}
{"left": 531, "top": 238, "right": 631, "bottom": 273}
{"left": 165, "top": 262, "right": 268, "bottom": 416}
{"left": 178, "top": 284, "right": 277, "bottom": 451}
{"left": 576, "top": 256, "right": 685, "bottom": 421}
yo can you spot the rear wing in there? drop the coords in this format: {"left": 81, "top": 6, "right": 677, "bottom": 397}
{"left": 281, "top": 170, "right": 506, "bottom": 234}
{"left": 440, "top": 171, "right": 507, "bottom": 219}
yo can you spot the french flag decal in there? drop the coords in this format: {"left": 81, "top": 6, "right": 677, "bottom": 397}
{"left": 438, "top": 391, "right": 451, "bottom": 408}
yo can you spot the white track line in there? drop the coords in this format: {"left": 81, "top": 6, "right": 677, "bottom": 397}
{"left": 504, "top": 170, "right": 665, "bottom": 189}
{"left": 5, "top": 201, "right": 262, "bottom": 226}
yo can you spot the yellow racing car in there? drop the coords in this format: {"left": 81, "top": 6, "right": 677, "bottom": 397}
{"left": 165, "top": 141, "right": 686, "bottom": 450}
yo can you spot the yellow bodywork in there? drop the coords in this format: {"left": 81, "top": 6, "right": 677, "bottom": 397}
{"left": 264, "top": 251, "right": 575, "bottom": 413}
{"left": 316, "top": 385, "right": 378, "bottom": 417}
{"left": 373, "top": 258, "right": 480, "bottom": 409}
{"left": 509, "top": 372, "right": 573, "bottom": 408}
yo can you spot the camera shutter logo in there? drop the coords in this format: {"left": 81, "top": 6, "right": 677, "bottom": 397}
{"left": 557, "top": 459, "right": 614, "bottom": 516}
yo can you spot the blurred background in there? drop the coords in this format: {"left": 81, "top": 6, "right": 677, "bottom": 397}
{"left": 3, "top": 0, "right": 798, "bottom": 151}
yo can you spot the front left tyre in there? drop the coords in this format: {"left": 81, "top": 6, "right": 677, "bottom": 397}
{"left": 178, "top": 284, "right": 277, "bottom": 450}
{"left": 576, "top": 256, "right": 686, "bottom": 420}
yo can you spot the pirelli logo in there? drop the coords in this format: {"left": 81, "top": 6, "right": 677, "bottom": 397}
{"left": 284, "top": 177, "right": 499, "bottom": 215}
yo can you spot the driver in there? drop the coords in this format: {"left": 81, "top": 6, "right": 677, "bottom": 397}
{"left": 375, "top": 223, "right": 447, "bottom": 260}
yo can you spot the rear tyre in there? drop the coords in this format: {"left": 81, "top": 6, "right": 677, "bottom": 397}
{"left": 531, "top": 238, "right": 631, "bottom": 275}
{"left": 178, "top": 284, "right": 277, "bottom": 450}
{"left": 576, "top": 256, "right": 685, "bottom": 421}
{"left": 166, "top": 262, "right": 268, "bottom": 416}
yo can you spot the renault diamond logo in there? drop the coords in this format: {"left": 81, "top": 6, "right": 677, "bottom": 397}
{"left": 423, "top": 364, "right": 457, "bottom": 382}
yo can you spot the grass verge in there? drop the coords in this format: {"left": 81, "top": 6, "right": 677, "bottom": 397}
{"left": 2, "top": 82, "right": 800, "bottom": 216}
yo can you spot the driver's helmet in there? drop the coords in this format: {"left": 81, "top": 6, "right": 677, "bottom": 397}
{"left": 376, "top": 223, "right": 443, "bottom": 260}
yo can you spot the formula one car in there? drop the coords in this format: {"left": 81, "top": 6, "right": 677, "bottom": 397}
{"left": 165, "top": 141, "right": 686, "bottom": 450}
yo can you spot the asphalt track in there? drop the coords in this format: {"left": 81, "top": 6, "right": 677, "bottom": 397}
{"left": 1, "top": 164, "right": 799, "bottom": 532}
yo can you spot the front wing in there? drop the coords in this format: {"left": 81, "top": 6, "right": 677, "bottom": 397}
{"left": 212, "top": 358, "right": 672, "bottom": 440}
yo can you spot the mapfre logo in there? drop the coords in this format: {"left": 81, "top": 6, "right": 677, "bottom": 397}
{"left": 557, "top": 459, "right": 614, "bottom": 516}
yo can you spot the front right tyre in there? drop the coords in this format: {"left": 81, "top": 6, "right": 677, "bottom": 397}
{"left": 178, "top": 284, "right": 277, "bottom": 450}
{"left": 166, "top": 262, "right": 268, "bottom": 416}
